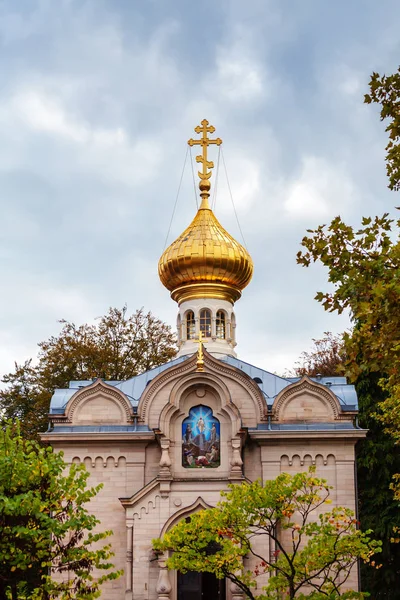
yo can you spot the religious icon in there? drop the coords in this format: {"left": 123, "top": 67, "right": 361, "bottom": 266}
{"left": 182, "top": 405, "right": 220, "bottom": 468}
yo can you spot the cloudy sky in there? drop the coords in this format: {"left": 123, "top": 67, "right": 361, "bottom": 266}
{"left": 0, "top": 0, "right": 399, "bottom": 378}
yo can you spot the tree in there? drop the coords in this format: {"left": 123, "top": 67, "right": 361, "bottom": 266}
{"left": 297, "top": 214, "right": 400, "bottom": 436}
{"left": 365, "top": 67, "right": 400, "bottom": 191}
{"left": 0, "top": 421, "right": 122, "bottom": 599}
{"left": 153, "top": 469, "right": 381, "bottom": 600}
{"left": 356, "top": 373, "right": 400, "bottom": 598}
{"left": 292, "top": 334, "right": 400, "bottom": 598}
{"left": 297, "top": 214, "right": 400, "bottom": 595}
{"left": 294, "top": 332, "right": 345, "bottom": 377}
{"left": 0, "top": 306, "right": 177, "bottom": 439}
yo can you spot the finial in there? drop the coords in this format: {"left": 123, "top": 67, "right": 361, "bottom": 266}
{"left": 193, "top": 330, "right": 205, "bottom": 371}
{"left": 188, "top": 119, "right": 222, "bottom": 206}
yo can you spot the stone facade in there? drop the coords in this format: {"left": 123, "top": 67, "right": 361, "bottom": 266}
{"left": 43, "top": 349, "right": 365, "bottom": 600}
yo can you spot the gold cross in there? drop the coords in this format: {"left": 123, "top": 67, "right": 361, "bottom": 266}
{"left": 193, "top": 329, "right": 205, "bottom": 371}
{"left": 188, "top": 119, "right": 222, "bottom": 184}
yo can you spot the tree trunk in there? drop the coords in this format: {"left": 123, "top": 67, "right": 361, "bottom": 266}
{"left": 0, "top": 581, "right": 8, "bottom": 600}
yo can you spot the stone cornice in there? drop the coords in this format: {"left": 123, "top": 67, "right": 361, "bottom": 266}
{"left": 249, "top": 429, "right": 367, "bottom": 441}
{"left": 41, "top": 431, "right": 155, "bottom": 443}
{"left": 119, "top": 478, "right": 160, "bottom": 509}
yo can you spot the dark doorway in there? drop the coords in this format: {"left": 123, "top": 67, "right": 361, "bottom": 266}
{"left": 177, "top": 571, "right": 225, "bottom": 600}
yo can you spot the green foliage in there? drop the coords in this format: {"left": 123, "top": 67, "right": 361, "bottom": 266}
{"left": 293, "top": 334, "right": 400, "bottom": 597}
{"left": 356, "top": 374, "right": 400, "bottom": 598}
{"left": 296, "top": 201, "right": 400, "bottom": 596}
{"left": 297, "top": 214, "right": 400, "bottom": 437}
{"left": 153, "top": 469, "right": 381, "bottom": 600}
{"left": 0, "top": 421, "right": 122, "bottom": 599}
{"left": 365, "top": 67, "right": 400, "bottom": 191}
{"left": 0, "top": 306, "right": 177, "bottom": 440}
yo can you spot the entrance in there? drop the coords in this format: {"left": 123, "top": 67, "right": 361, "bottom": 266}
{"left": 177, "top": 571, "right": 225, "bottom": 600}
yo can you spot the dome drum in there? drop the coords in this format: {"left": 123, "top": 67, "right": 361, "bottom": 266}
{"left": 171, "top": 282, "right": 242, "bottom": 305}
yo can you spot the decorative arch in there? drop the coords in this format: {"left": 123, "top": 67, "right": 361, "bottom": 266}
{"left": 138, "top": 353, "right": 198, "bottom": 423}
{"left": 65, "top": 379, "right": 133, "bottom": 424}
{"left": 138, "top": 349, "right": 267, "bottom": 428}
{"left": 272, "top": 376, "right": 341, "bottom": 421}
{"left": 156, "top": 372, "right": 243, "bottom": 438}
{"left": 159, "top": 497, "right": 214, "bottom": 538}
{"left": 203, "top": 351, "right": 266, "bottom": 421}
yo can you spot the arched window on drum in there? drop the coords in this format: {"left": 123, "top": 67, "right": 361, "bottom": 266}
{"left": 186, "top": 311, "right": 195, "bottom": 340}
{"left": 200, "top": 309, "right": 212, "bottom": 338}
{"left": 216, "top": 310, "right": 226, "bottom": 339}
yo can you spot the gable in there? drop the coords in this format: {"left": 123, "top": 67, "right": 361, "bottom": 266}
{"left": 272, "top": 376, "right": 341, "bottom": 422}
{"left": 64, "top": 379, "right": 133, "bottom": 425}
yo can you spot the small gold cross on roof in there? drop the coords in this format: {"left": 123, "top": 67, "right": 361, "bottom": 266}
{"left": 193, "top": 330, "right": 205, "bottom": 371}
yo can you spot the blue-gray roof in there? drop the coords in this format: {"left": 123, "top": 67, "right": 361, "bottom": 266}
{"left": 49, "top": 353, "right": 358, "bottom": 414}
{"left": 252, "top": 422, "right": 357, "bottom": 431}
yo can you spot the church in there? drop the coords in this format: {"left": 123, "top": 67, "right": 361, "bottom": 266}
{"left": 42, "top": 121, "right": 364, "bottom": 600}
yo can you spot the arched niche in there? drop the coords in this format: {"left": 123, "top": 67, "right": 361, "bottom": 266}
{"left": 138, "top": 350, "right": 266, "bottom": 431}
{"left": 65, "top": 379, "right": 133, "bottom": 425}
{"left": 157, "top": 375, "right": 242, "bottom": 440}
{"left": 272, "top": 376, "right": 342, "bottom": 422}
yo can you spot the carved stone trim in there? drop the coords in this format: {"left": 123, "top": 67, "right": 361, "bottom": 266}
{"left": 138, "top": 354, "right": 198, "bottom": 421}
{"left": 230, "top": 436, "right": 243, "bottom": 480}
{"left": 126, "top": 520, "right": 133, "bottom": 592}
{"left": 159, "top": 496, "right": 213, "bottom": 538}
{"left": 159, "top": 437, "right": 172, "bottom": 480}
{"left": 200, "top": 350, "right": 267, "bottom": 420}
{"left": 156, "top": 557, "right": 172, "bottom": 600}
{"left": 272, "top": 376, "right": 342, "bottom": 421}
{"left": 156, "top": 372, "right": 243, "bottom": 439}
{"left": 231, "top": 579, "right": 244, "bottom": 599}
{"left": 120, "top": 478, "right": 160, "bottom": 509}
{"left": 138, "top": 349, "right": 267, "bottom": 424}
{"left": 65, "top": 379, "right": 133, "bottom": 423}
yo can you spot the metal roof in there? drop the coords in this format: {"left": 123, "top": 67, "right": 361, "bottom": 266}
{"left": 50, "top": 425, "right": 152, "bottom": 433}
{"left": 252, "top": 422, "right": 357, "bottom": 431}
{"left": 49, "top": 353, "right": 358, "bottom": 414}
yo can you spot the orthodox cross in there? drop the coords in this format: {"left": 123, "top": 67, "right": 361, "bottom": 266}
{"left": 193, "top": 329, "right": 205, "bottom": 371}
{"left": 188, "top": 119, "right": 222, "bottom": 184}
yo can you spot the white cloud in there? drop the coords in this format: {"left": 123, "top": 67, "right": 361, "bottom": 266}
{"left": 213, "top": 156, "right": 261, "bottom": 216}
{"left": 215, "top": 53, "right": 264, "bottom": 102}
{"left": 284, "top": 156, "right": 358, "bottom": 220}
{"left": 210, "top": 24, "right": 268, "bottom": 104}
{"left": 1, "top": 86, "right": 163, "bottom": 186}
{"left": 0, "top": 0, "right": 398, "bottom": 382}
{"left": 12, "top": 90, "right": 123, "bottom": 144}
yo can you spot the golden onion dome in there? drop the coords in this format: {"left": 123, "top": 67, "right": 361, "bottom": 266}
{"left": 158, "top": 120, "right": 253, "bottom": 305}
{"left": 158, "top": 193, "right": 253, "bottom": 304}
